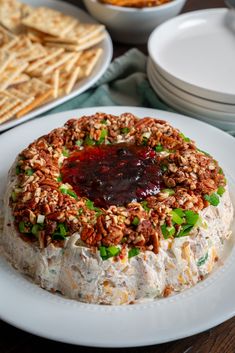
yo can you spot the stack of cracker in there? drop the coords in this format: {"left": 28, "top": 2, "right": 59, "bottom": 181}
{"left": 0, "top": 0, "right": 106, "bottom": 125}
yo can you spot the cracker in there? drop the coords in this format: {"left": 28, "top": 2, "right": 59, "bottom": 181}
{"left": 40, "top": 52, "right": 75, "bottom": 76}
{"left": 14, "top": 77, "right": 51, "bottom": 97}
{"left": 0, "top": 92, "right": 21, "bottom": 116}
{"left": 11, "top": 73, "right": 30, "bottom": 85}
{"left": 0, "top": 96, "right": 34, "bottom": 124}
{"left": 16, "top": 89, "right": 52, "bottom": 118}
{"left": 65, "top": 66, "right": 80, "bottom": 94}
{"left": 26, "top": 48, "right": 64, "bottom": 73}
{"left": 0, "top": 25, "right": 16, "bottom": 47}
{"left": 0, "top": 0, "right": 33, "bottom": 33}
{"left": 0, "top": 51, "right": 15, "bottom": 74}
{"left": 0, "top": 60, "right": 28, "bottom": 90}
{"left": 64, "top": 52, "right": 81, "bottom": 73}
{"left": 45, "top": 32, "right": 106, "bottom": 51}
{"left": 22, "top": 7, "right": 78, "bottom": 37}
{"left": 82, "top": 48, "right": 103, "bottom": 76}
{"left": 44, "top": 24, "right": 105, "bottom": 45}
{"left": 15, "top": 43, "right": 47, "bottom": 62}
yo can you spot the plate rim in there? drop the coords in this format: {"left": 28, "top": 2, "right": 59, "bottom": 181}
{"left": 0, "top": 106, "right": 235, "bottom": 348}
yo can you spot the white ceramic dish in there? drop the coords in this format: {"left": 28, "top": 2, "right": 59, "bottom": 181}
{"left": 148, "top": 58, "right": 235, "bottom": 114}
{"left": 148, "top": 9, "right": 235, "bottom": 104}
{"left": 83, "top": 0, "right": 186, "bottom": 44}
{"left": 0, "top": 0, "right": 113, "bottom": 133}
{"left": 0, "top": 107, "right": 235, "bottom": 347}
{"left": 147, "top": 63, "right": 235, "bottom": 124}
{"left": 148, "top": 73, "right": 235, "bottom": 130}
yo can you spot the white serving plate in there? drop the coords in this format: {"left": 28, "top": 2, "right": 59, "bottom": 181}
{"left": 148, "top": 58, "right": 235, "bottom": 114}
{"left": 147, "top": 63, "right": 235, "bottom": 127}
{"left": 0, "top": 107, "right": 235, "bottom": 347}
{"left": 148, "top": 9, "right": 235, "bottom": 104}
{"left": 0, "top": 0, "right": 113, "bottom": 133}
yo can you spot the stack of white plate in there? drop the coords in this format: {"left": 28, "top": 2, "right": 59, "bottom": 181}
{"left": 147, "top": 8, "right": 235, "bottom": 130}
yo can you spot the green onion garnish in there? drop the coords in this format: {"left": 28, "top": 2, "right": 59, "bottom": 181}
{"left": 99, "top": 246, "right": 120, "bottom": 260}
{"left": 67, "top": 189, "right": 78, "bottom": 200}
{"left": 121, "top": 127, "right": 130, "bottom": 134}
{"left": 62, "top": 148, "right": 69, "bottom": 157}
{"left": 141, "top": 201, "right": 150, "bottom": 212}
{"left": 184, "top": 210, "right": 199, "bottom": 226}
{"left": 204, "top": 193, "right": 220, "bottom": 206}
{"left": 85, "top": 199, "right": 102, "bottom": 215}
{"left": 25, "top": 169, "right": 34, "bottom": 176}
{"left": 101, "top": 119, "right": 107, "bottom": 125}
{"left": 217, "top": 186, "right": 225, "bottom": 197}
{"left": 218, "top": 168, "right": 224, "bottom": 175}
{"left": 142, "top": 137, "right": 148, "bottom": 146}
{"left": 155, "top": 144, "right": 164, "bottom": 152}
{"left": 19, "top": 221, "right": 26, "bottom": 233}
{"left": 75, "top": 140, "right": 83, "bottom": 146}
{"left": 179, "top": 132, "right": 191, "bottom": 142}
{"left": 11, "top": 191, "right": 17, "bottom": 202}
{"left": 52, "top": 223, "right": 68, "bottom": 240}
{"left": 132, "top": 216, "right": 140, "bottom": 226}
{"left": 78, "top": 208, "right": 83, "bottom": 215}
{"left": 171, "top": 210, "right": 184, "bottom": 225}
{"left": 161, "top": 164, "right": 168, "bottom": 172}
{"left": 197, "top": 252, "right": 209, "bottom": 266}
{"left": 197, "top": 148, "right": 211, "bottom": 157}
{"left": 161, "top": 224, "right": 175, "bottom": 239}
{"left": 128, "top": 247, "right": 140, "bottom": 259}
{"left": 15, "top": 165, "right": 21, "bottom": 175}
{"left": 59, "top": 185, "right": 77, "bottom": 199}
{"left": 57, "top": 175, "right": 62, "bottom": 182}
{"left": 84, "top": 136, "right": 95, "bottom": 146}
{"left": 176, "top": 224, "right": 193, "bottom": 237}
{"left": 162, "top": 188, "right": 175, "bottom": 196}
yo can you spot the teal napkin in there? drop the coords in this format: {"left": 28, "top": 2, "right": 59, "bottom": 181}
{"left": 46, "top": 48, "right": 235, "bottom": 136}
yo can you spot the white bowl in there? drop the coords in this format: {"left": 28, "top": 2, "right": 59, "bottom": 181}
{"left": 83, "top": 0, "right": 187, "bottom": 44}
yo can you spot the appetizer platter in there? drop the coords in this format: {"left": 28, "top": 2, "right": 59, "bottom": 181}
{"left": 0, "top": 0, "right": 112, "bottom": 132}
{"left": 0, "top": 107, "right": 234, "bottom": 346}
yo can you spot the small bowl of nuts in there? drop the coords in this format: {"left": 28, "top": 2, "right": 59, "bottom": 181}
{"left": 83, "top": 0, "right": 187, "bottom": 44}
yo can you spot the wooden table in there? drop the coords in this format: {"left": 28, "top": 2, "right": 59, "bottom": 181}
{"left": 1, "top": 1, "right": 234, "bottom": 352}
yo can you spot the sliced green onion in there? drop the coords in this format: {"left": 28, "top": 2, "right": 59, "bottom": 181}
{"left": 25, "top": 169, "right": 34, "bottom": 176}
{"left": 176, "top": 224, "right": 193, "bottom": 237}
{"left": 15, "top": 165, "right": 21, "bottom": 175}
{"left": 19, "top": 221, "right": 26, "bottom": 233}
{"left": 161, "top": 164, "right": 168, "bottom": 172}
{"left": 52, "top": 223, "right": 68, "bottom": 240}
{"left": 85, "top": 199, "right": 102, "bottom": 214}
{"left": 67, "top": 189, "right": 78, "bottom": 200}
{"left": 161, "top": 224, "right": 175, "bottom": 239}
{"left": 78, "top": 208, "right": 83, "bottom": 215}
{"left": 132, "top": 216, "right": 140, "bottom": 226}
{"left": 121, "top": 127, "right": 130, "bottom": 134}
{"left": 62, "top": 148, "right": 69, "bottom": 157}
{"left": 217, "top": 186, "right": 225, "bottom": 197}
{"left": 155, "top": 144, "right": 164, "bottom": 152}
{"left": 99, "top": 245, "right": 120, "bottom": 260}
{"left": 121, "top": 237, "right": 127, "bottom": 243}
{"left": 101, "top": 119, "right": 107, "bottom": 125}
{"left": 141, "top": 201, "right": 150, "bottom": 212}
{"left": 84, "top": 136, "right": 95, "bottom": 146}
{"left": 128, "top": 247, "right": 140, "bottom": 259}
{"left": 31, "top": 224, "right": 43, "bottom": 237}
{"left": 142, "top": 136, "right": 148, "bottom": 146}
{"left": 162, "top": 188, "right": 175, "bottom": 196}
{"left": 197, "top": 252, "right": 208, "bottom": 266}
{"left": 57, "top": 175, "right": 62, "bottom": 182}
{"left": 171, "top": 210, "right": 184, "bottom": 225}
{"left": 75, "top": 139, "right": 83, "bottom": 146}
{"left": 100, "top": 129, "right": 108, "bottom": 138}
{"left": 204, "top": 193, "right": 220, "bottom": 206}
{"left": 218, "top": 168, "right": 224, "bottom": 175}
{"left": 184, "top": 210, "right": 199, "bottom": 226}
{"left": 179, "top": 132, "right": 191, "bottom": 142}
{"left": 173, "top": 208, "right": 185, "bottom": 217}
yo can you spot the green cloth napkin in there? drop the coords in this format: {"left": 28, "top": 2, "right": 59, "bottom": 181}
{"left": 46, "top": 48, "right": 235, "bottom": 136}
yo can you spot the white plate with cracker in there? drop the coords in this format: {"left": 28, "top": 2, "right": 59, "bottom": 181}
{"left": 0, "top": 107, "right": 235, "bottom": 347}
{"left": 0, "top": 0, "right": 113, "bottom": 132}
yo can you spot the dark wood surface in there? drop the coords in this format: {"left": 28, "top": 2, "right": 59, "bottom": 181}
{"left": 1, "top": 1, "right": 235, "bottom": 352}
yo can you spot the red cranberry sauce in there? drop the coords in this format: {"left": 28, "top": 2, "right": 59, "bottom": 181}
{"left": 61, "top": 143, "right": 163, "bottom": 208}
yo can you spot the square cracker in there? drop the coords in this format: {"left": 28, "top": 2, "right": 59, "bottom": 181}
{"left": 0, "top": 0, "right": 33, "bottom": 33}
{"left": 22, "top": 7, "right": 78, "bottom": 37}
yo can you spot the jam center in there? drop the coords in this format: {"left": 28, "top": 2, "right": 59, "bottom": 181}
{"left": 61, "top": 143, "right": 163, "bottom": 208}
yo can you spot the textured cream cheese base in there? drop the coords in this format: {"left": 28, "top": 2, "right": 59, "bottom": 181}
{"left": 0, "top": 170, "right": 233, "bottom": 305}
